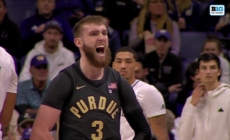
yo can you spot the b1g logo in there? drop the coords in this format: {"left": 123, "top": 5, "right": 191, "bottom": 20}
{"left": 210, "top": 5, "right": 225, "bottom": 16}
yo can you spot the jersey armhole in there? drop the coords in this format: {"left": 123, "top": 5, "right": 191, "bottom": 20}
{"left": 111, "top": 69, "right": 122, "bottom": 100}
{"left": 61, "top": 69, "right": 74, "bottom": 107}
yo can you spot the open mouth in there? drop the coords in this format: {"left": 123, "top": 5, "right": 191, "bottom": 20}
{"left": 96, "top": 46, "right": 105, "bottom": 55}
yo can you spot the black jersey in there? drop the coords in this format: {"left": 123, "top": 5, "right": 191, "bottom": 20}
{"left": 42, "top": 61, "right": 142, "bottom": 140}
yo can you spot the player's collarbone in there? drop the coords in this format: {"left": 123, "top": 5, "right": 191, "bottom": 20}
{"left": 70, "top": 96, "right": 120, "bottom": 119}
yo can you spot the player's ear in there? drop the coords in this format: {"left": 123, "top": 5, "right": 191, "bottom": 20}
{"left": 135, "top": 62, "right": 139, "bottom": 71}
{"left": 74, "top": 38, "right": 83, "bottom": 48}
{"left": 218, "top": 68, "right": 221, "bottom": 76}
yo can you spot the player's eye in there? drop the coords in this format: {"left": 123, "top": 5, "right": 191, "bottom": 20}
{"left": 211, "top": 66, "right": 217, "bottom": 69}
{"left": 103, "top": 32, "right": 108, "bottom": 36}
{"left": 90, "top": 32, "right": 99, "bottom": 36}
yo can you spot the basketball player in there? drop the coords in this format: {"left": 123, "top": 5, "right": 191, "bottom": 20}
{"left": 31, "top": 16, "right": 151, "bottom": 140}
{"left": 113, "top": 47, "right": 169, "bottom": 140}
{"left": 178, "top": 53, "right": 230, "bottom": 140}
{"left": 0, "top": 47, "right": 18, "bottom": 139}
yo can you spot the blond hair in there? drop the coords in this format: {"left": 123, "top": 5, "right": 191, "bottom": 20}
{"left": 73, "top": 15, "right": 106, "bottom": 38}
{"left": 136, "top": 0, "right": 173, "bottom": 36}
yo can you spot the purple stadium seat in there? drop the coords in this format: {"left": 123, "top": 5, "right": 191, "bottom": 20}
{"left": 6, "top": 0, "right": 36, "bottom": 25}
{"left": 180, "top": 32, "right": 207, "bottom": 60}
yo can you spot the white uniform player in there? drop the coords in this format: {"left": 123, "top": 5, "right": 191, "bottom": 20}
{"left": 120, "top": 80, "right": 166, "bottom": 140}
{"left": 113, "top": 47, "right": 169, "bottom": 140}
{"left": 0, "top": 47, "right": 18, "bottom": 139}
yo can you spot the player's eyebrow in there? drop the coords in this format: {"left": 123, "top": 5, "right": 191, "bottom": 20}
{"left": 125, "top": 58, "right": 132, "bottom": 61}
{"left": 115, "top": 58, "right": 122, "bottom": 60}
{"left": 115, "top": 58, "right": 132, "bottom": 61}
{"left": 88, "top": 29, "right": 108, "bottom": 33}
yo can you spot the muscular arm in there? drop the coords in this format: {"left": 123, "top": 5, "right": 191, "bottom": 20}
{"left": 30, "top": 72, "right": 72, "bottom": 139}
{"left": 142, "top": 85, "right": 168, "bottom": 140}
{"left": 31, "top": 105, "right": 60, "bottom": 140}
{"left": 1, "top": 64, "right": 18, "bottom": 127}
{"left": 0, "top": 93, "right": 17, "bottom": 127}
{"left": 148, "top": 115, "right": 169, "bottom": 140}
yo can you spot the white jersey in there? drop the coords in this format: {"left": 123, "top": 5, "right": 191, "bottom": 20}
{"left": 120, "top": 80, "right": 166, "bottom": 140}
{"left": 0, "top": 47, "right": 18, "bottom": 139}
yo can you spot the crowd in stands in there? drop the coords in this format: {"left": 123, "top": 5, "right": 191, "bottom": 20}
{"left": 1, "top": 0, "right": 230, "bottom": 139}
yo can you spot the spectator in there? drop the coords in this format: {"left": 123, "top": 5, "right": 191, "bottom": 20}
{"left": 215, "top": 2, "right": 230, "bottom": 37}
{"left": 103, "top": 0, "right": 142, "bottom": 37}
{"left": 16, "top": 55, "right": 50, "bottom": 115}
{"left": 19, "top": 21, "right": 75, "bottom": 82}
{"left": 92, "top": 9, "right": 121, "bottom": 58}
{"left": 55, "top": 0, "right": 94, "bottom": 26}
{"left": 129, "top": 0, "right": 180, "bottom": 55}
{"left": 0, "top": 0, "right": 21, "bottom": 58}
{"left": 17, "top": 113, "right": 35, "bottom": 140}
{"left": 20, "top": 0, "right": 76, "bottom": 56}
{"left": 197, "top": 0, "right": 226, "bottom": 31}
{"left": 144, "top": 30, "right": 183, "bottom": 109}
{"left": 178, "top": 53, "right": 230, "bottom": 140}
{"left": 2, "top": 110, "right": 20, "bottom": 140}
{"left": 135, "top": 56, "right": 149, "bottom": 83}
{"left": 55, "top": 0, "right": 94, "bottom": 17}
{"left": 166, "top": 0, "right": 200, "bottom": 31}
{"left": 200, "top": 37, "right": 230, "bottom": 84}
{"left": 174, "top": 62, "right": 200, "bottom": 117}
{"left": 16, "top": 113, "right": 57, "bottom": 140}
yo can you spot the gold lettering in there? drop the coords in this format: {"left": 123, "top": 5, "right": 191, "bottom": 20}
{"left": 111, "top": 108, "right": 119, "bottom": 119}
{"left": 106, "top": 100, "right": 117, "bottom": 114}
{"left": 77, "top": 100, "right": 89, "bottom": 113}
{"left": 98, "top": 96, "right": 106, "bottom": 110}
{"left": 88, "top": 96, "right": 97, "bottom": 110}
{"left": 70, "top": 106, "right": 81, "bottom": 118}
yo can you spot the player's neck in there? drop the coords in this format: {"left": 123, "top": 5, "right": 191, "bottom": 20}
{"left": 80, "top": 57, "right": 104, "bottom": 80}
{"left": 128, "top": 77, "right": 136, "bottom": 86}
{"left": 204, "top": 81, "right": 220, "bottom": 91}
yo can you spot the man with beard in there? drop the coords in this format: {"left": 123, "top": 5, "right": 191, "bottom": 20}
{"left": 112, "top": 47, "right": 168, "bottom": 140}
{"left": 19, "top": 20, "right": 75, "bottom": 82}
{"left": 30, "top": 16, "right": 152, "bottom": 140}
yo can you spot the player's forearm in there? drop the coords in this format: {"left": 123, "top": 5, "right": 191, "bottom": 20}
{"left": 125, "top": 109, "right": 152, "bottom": 140}
{"left": 149, "top": 115, "right": 169, "bottom": 140}
{"left": 30, "top": 129, "right": 55, "bottom": 140}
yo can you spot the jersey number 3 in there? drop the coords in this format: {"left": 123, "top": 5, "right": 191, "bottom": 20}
{"left": 91, "top": 120, "right": 104, "bottom": 140}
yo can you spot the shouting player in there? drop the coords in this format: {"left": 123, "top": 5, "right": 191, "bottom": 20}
{"left": 113, "top": 47, "right": 169, "bottom": 140}
{"left": 0, "top": 47, "right": 18, "bottom": 138}
{"left": 31, "top": 16, "right": 151, "bottom": 140}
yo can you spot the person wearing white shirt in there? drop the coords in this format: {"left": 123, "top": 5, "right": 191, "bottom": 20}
{"left": 178, "top": 53, "right": 230, "bottom": 140}
{"left": 199, "top": 36, "right": 230, "bottom": 84}
{"left": 112, "top": 47, "right": 168, "bottom": 140}
{"left": 19, "top": 20, "right": 75, "bottom": 82}
{"left": 0, "top": 47, "right": 18, "bottom": 139}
